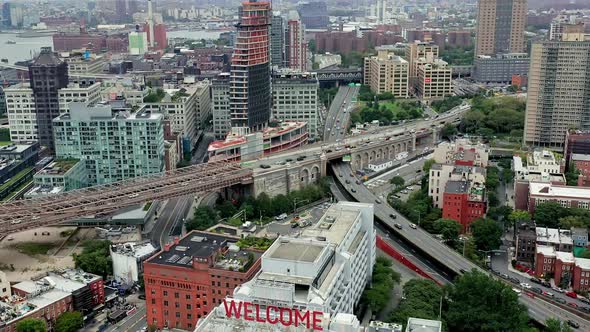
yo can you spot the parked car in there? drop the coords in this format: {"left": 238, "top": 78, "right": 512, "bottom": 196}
{"left": 541, "top": 280, "right": 551, "bottom": 288}
{"left": 552, "top": 287, "right": 565, "bottom": 293}
{"left": 520, "top": 283, "right": 531, "bottom": 289}
{"left": 555, "top": 298, "right": 567, "bottom": 304}
{"left": 542, "top": 291, "right": 554, "bottom": 297}
{"left": 568, "top": 302, "right": 579, "bottom": 308}
{"left": 567, "top": 320, "right": 580, "bottom": 329}
{"left": 509, "top": 277, "right": 520, "bottom": 284}
{"left": 531, "top": 287, "right": 543, "bottom": 294}
{"left": 566, "top": 291, "right": 578, "bottom": 299}
{"left": 345, "top": 179, "right": 351, "bottom": 184}
{"left": 530, "top": 277, "right": 542, "bottom": 284}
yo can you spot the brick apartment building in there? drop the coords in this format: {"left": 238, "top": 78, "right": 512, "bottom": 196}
{"left": 143, "top": 231, "right": 264, "bottom": 330}
{"left": 535, "top": 245, "right": 590, "bottom": 291}
{"left": 442, "top": 180, "right": 486, "bottom": 233}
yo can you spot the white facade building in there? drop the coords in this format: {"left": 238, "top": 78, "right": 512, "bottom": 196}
{"left": 58, "top": 83, "right": 102, "bottom": 113}
{"left": 5, "top": 83, "right": 37, "bottom": 143}
{"left": 271, "top": 71, "right": 319, "bottom": 139}
{"left": 236, "top": 202, "right": 375, "bottom": 314}
{"left": 0, "top": 271, "right": 10, "bottom": 298}
{"left": 429, "top": 163, "right": 486, "bottom": 208}
{"left": 432, "top": 139, "right": 490, "bottom": 167}
{"left": 110, "top": 242, "right": 157, "bottom": 285}
{"left": 528, "top": 150, "right": 561, "bottom": 174}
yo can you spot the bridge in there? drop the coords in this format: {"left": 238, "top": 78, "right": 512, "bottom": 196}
{"left": 315, "top": 66, "right": 362, "bottom": 88}
{"left": 0, "top": 161, "right": 252, "bottom": 236}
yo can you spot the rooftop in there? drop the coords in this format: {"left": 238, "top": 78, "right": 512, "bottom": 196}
{"left": 37, "top": 159, "right": 80, "bottom": 176}
{"left": 110, "top": 242, "right": 157, "bottom": 259}
{"left": 556, "top": 251, "right": 575, "bottom": 263}
{"left": 536, "top": 227, "right": 573, "bottom": 246}
{"left": 208, "top": 121, "right": 307, "bottom": 151}
{"left": 576, "top": 257, "right": 590, "bottom": 270}
{"left": 536, "top": 245, "right": 556, "bottom": 257}
{"left": 267, "top": 242, "right": 325, "bottom": 262}
{"left": 572, "top": 153, "right": 590, "bottom": 162}
{"left": 146, "top": 231, "right": 263, "bottom": 272}
{"left": 406, "top": 317, "right": 442, "bottom": 332}
{"left": 530, "top": 182, "right": 590, "bottom": 200}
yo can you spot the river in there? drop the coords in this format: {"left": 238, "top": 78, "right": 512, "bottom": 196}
{"left": 0, "top": 29, "right": 224, "bottom": 64}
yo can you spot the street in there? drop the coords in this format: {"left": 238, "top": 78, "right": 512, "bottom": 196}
{"left": 148, "top": 196, "right": 193, "bottom": 248}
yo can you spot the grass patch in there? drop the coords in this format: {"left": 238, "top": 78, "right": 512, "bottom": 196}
{"left": 0, "top": 167, "right": 33, "bottom": 192}
{"left": 12, "top": 242, "right": 57, "bottom": 256}
{"left": 0, "top": 141, "right": 11, "bottom": 146}
{"left": 1, "top": 179, "right": 32, "bottom": 202}
{"left": 143, "top": 201, "right": 152, "bottom": 211}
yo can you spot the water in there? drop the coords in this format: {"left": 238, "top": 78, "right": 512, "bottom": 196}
{"left": 0, "top": 33, "right": 52, "bottom": 64}
{"left": 0, "top": 29, "right": 224, "bottom": 64}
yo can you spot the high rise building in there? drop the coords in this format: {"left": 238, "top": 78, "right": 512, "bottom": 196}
{"left": 53, "top": 102, "right": 164, "bottom": 185}
{"left": 229, "top": 0, "right": 272, "bottom": 134}
{"left": 271, "top": 71, "right": 319, "bottom": 139}
{"left": 58, "top": 82, "right": 102, "bottom": 113}
{"left": 404, "top": 42, "right": 439, "bottom": 84}
{"left": 28, "top": 47, "right": 69, "bottom": 151}
{"left": 296, "top": 2, "right": 329, "bottom": 29}
{"left": 364, "top": 46, "right": 409, "bottom": 98}
{"left": 524, "top": 39, "right": 590, "bottom": 148}
{"left": 270, "top": 13, "right": 285, "bottom": 68}
{"left": 212, "top": 73, "right": 231, "bottom": 140}
{"left": 474, "top": 0, "right": 526, "bottom": 56}
{"left": 5, "top": 83, "right": 37, "bottom": 143}
{"left": 286, "top": 11, "right": 307, "bottom": 72}
{"left": 415, "top": 59, "right": 453, "bottom": 100}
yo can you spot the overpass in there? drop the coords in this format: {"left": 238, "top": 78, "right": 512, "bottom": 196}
{"left": 315, "top": 66, "right": 362, "bottom": 88}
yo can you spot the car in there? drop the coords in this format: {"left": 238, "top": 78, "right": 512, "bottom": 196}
{"left": 579, "top": 297, "right": 590, "bottom": 305}
{"left": 351, "top": 188, "right": 357, "bottom": 193}
{"left": 555, "top": 298, "right": 567, "bottom": 304}
{"left": 580, "top": 306, "right": 590, "bottom": 313}
{"left": 389, "top": 214, "right": 397, "bottom": 219}
{"left": 552, "top": 286, "right": 565, "bottom": 293}
{"left": 296, "top": 156, "right": 306, "bottom": 161}
{"left": 509, "top": 277, "right": 520, "bottom": 284}
{"left": 356, "top": 180, "right": 362, "bottom": 185}
{"left": 10, "top": 220, "right": 21, "bottom": 225}
{"left": 339, "top": 173, "right": 343, "bottom": 177}
{"left": 530, "top": 277, "right": 542, "bottom": 284}
{"left": 127, "top": 193, "right": 139, "bottom": 198}
{"left": 568, "top": 302, "right": 579, "bottom": 308}
{"left": 543, "top": 291, "right": 554, "bottom": 297}
{"left": 567, "top": 320, "right": 580, "bottom": 329}
{"left": 375, "top": 199, "right": 382, "bottom": 204}
{"left": 520, "top": 283, "right": 531, "bottom": 289}
{"left": 290, "top": 223, "right": 299, "bottom": 228}
{"left": 394, "top": 223, "right": 403, "bottom": 230}
{"left": 340, "top": 131, "right": 344, "bottom": 135}
{"left": 260, "top": 164, "right": 271, "bottom": 169}
{"left": 410, "top": 223, "right": 417, "bottom": 229}
{"left": 285, "top": 158, "right": 293, "bottom": 162}
{"left": 345, "top": 179, "right": 351, "bottom": 184}
{"left": 500, "top": 273, "right": 509, "bottom": 279}
{"left": 541, "top": 280, "right": 551, "bottom": 288}
{"left": 531, "top": 287, "right": 542, "bottom": 294}
{"left": 566, "top": 291, "right": 578, "bottom": 299}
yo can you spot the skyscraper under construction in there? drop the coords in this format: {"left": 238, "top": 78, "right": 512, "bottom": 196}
{"left": 230, "top": 0, "right": 272, "bottom": 134}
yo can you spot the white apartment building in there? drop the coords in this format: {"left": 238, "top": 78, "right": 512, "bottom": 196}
{"left": 62, "top": 53, "right": 107, "bottom": 75}
{"left": 234, "top": 202, "right": 375, "bottom": 315}
{"left": 110, "top": 242, "right": 157, "bottom": 285}
{"left": 143, "top": 80, "right": 211, "bottom": 147}
{"left": 364, "top": 48, "right": 409, "bottom": 98}
{"left": 58, "top": 82, "right": 101, "bottom": 113}
{"left": 429, "top": 164, "right": 486, "bottom": 208}
{"left": 5, "top": 83, "right": 37, "bottom": 143}
{"left": 432, "top": 139, "right": 490, "bottom": 167}
{"left": 528, "top": 150, "right": 561, "bottom": 174}
{"left": 211, "top": 74, "right": 231, "bottom": 140}
{"left": 0, "top": 271, "right": 10, "bottom": 298}
{"left": 271, "top": 71, "right": 319, "bottom": 139}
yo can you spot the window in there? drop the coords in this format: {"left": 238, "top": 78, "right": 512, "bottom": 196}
{"left": 163, "top": 291, "right": 168, "bottom": 296}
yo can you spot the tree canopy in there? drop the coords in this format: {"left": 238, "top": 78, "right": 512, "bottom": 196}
{"left": 545, "top": 318, "right": 574, "bottom": 332}
{"left": 534, "top": 202, "right": 570, "bottom": 228}
{"left": 186, "top": 206, "right": 219, "bottom": 231}
{"left": 446, "top": 270, "right": 529, "bottom": 332}
{"left": 16, "top": 318, "right": 47, "bottom": 332}
{"left": 434, "top": 219, "right": 461, "bottom": 245}
{"left": 431, "top": 96, "right": 463, "bottom": 113}
{"left": 459, "top": 96, "right": 526, "bottom": 141}
{"left": 390, "top": 176, "right": 405, "bottom": 189}
{"left": 73, "top": 240, "right": 112, "bottom": 279}
{"left": 470, "top": 218, "right": 503, "bottom": 252}
{"left": 361, "top": 257, "right": 401, "bottom": 314}
{"left": 55, "top": 312, "right": 84, "bottom": 332}
{"left": 508, "top": 210, "right": 531, "bottom": 228}
{"left": 390, "top": 279, "right": 442, "bottom": 325}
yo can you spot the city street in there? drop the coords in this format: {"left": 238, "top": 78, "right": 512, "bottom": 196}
{"left": 148, "top": 196, "right": 193, "bottom": 248}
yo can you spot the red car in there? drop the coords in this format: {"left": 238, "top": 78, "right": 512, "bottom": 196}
{"left": 568, "top": 302, "right": 579, "bottom": 308}
{"left": 525, "top": 292, "right": 535, "bottom": 298}
{"left": 566, "top": 291, "right": 578, "bottom": 299}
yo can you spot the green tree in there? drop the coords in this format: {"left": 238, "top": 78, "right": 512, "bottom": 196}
{"left": 441, "top": 123, "right": 458, "bottom": 139}
{"left": 217, "top": 201, "right": 238, "bottom": 219}
{"left": 470, "top": 218, "right": 503, "bottom": 252}
{"left": 565, "top": 163, "right": 581, "bottom": 186}
{"left": 487, "top": 205, "right": 513, "bottom": 222}
{"left": 545, "top": 318, "right": 573, "bottom": 332}
{"left": 73, "top": 240, "right": 112, "bottom": 279}
{"left": 559, "top": 215, "right": 587, "bottom": 229}
{"left": 55, "top": 312, "right": 83, "bottom": 332}
{"left": 485, "top": 166, "right": 500, "bottom": 190}
{"left": 508, "top": 210, "right": 531, "bottom": 228}
{"left": 186, "top": 206, "right": 219, "bottom": 231}
{"left": 434, "top": 219, "right": 461, "bottom": 245}
{"left": 308, "top": 39, "right": 317, "bottom": 53}
{"left": 423, "top": 159, "right": 436, "bottom": 173}
{"left": 446, "top": 270, "right": 529, "bottom": 332}
{"left": 271, "top": 194, "right": 291, "bottom": 216}
{"left": 390, "top": 279, "right": 442, "bottom": 325}
{"left": 361, "top": 257, "right": 401, "bottom": 313}
{"left": 390, "top": 176, "right": 405, "bottom": 188}
{"left": 534, "top": 201, "right": 568, "bottom": 228}
{"left": 16, "top": 318, "right": 47, "bottom": 332}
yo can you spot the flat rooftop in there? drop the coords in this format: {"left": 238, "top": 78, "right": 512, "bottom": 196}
{"left": 267, "top": 242, "right": 325, "bottom": 262}
{"left": 530, "top": 182, "right": 590, "bottom": 200}
{"left": 146, "top": 231, "right": 262, "bottom": 271}
{"left": 37, "top": 159, "right": 79, "bottom": 176}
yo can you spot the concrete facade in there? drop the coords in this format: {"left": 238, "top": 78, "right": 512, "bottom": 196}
{"left": 472, "top": 53, "right": 530, "bottom": 84}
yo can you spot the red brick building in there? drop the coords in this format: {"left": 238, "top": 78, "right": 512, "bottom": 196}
{"left": 570, "top": 154, "right": 590, "bottom": 186}
{"left": 53, "top": 32, "right": 128, "bottom": 53}
{"left": 535, "top": 245, "right": 556, "bottom": 278}
{"left": 442, "top": 180, "right": 487, "bottom": 233}
{"left": 447, "top": 31, "right": 472, "bottom": 47}
{"left": 573, "top": 259, "right": 590, "bottom": 291}
{"left": 143, "top": 231, "right": 263, "bottom": 330}
{"left": 143, "top": 23, "right": 167, "bottom": 51}
{"left": 555, "top": 251, "right": 575, "bottom": 288}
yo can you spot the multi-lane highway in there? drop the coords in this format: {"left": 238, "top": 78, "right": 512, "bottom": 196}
{"left": 323, "top": 85, "right": 359, "bottom": 140}
{"left": 148, "top": 196, "right": 193, "bottom": 248}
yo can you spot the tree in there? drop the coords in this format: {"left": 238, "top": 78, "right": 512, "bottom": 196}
{"left": 361, "top": 257, "right": 401, "bottom": 313}
{"left": 217, "top": 201, "right": 238, "bottom": 219}
{"left": 16, "top": 318, "right": 47, "bottom": 332}
{"left": 186, "top": 206, "right": 219, "bottom": 231}
{"left": 55, "top": 312, "right": 83, "bottom": 332}
{"left": 390, "top": 279, "right": 442, "bottom": 325}
{"left": 73, "top": 240, "right": 112, "bottom": 279}
{"left": 390, "top": 176, "right": 405, "bottom": 189}
{"left": 487, "top": 206, "right": 513, "bottom": 222}
{"left": 470, "top": 218, "right": 503, "bottom": 252}
{"left": 545, "top": 318, "right": 574, "bottom": 332}
{"left": 508, "top": 210, "right": 531, "bottom": 228}
{"left": 423, "top": 159, "right": 436, "bottom": 173}
{"left": 565, "top": 163, "right": 581, "bottom": 186}
{"left": 446, "top": 270, "right": 529, "bottom": 332}
{"left": 434, "top": 219, "right": 461, "bottom": 245}
{"left": 534, "top": 202, "right": 568, "bottom": 228}
{"left": 559, "top": 215, "right": 587, "bottom": 229}
{"left": 441, "top": 123, "right": 458, "bottom": 139}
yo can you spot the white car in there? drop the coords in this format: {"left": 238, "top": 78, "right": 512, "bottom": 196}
{"left": 520, "top": 283, "right": 531, "bottom": 289}
{"left": 409, "top": 223, "right": 417, "bottom": 229}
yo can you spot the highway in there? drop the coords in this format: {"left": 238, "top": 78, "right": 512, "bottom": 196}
{"left": 148, "top": 196, "right": 192, "bottom": 248}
